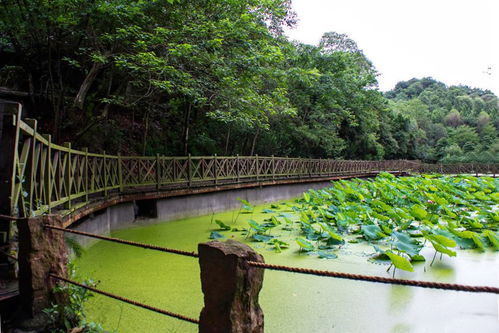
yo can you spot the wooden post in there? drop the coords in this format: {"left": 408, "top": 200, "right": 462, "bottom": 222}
{"left": 198, "top": 240, "right": 264, "bottom": 333}
{"left": 63, "top": 142, "right": 72, "bottom": 210}
{"left": 255, "top": 154, "right": 259, "bottom": 182}
{"left": 188, "top": 153, "right": 192, "bottom": 187}
{"left": 103, "top": 151, "right": 108, "bottom": 197}
{"left": 43, "top": 134, "right": 52, "bottom": 214}
{"left": 17, "top": 215, "right": 68, "bottom": 328}
{"left": 236, "top": 154, "right": 240, "bottom": 182}
{"left": 25, "top": 119, "right": 38, "bottom": 216}
{"left": 83, "top": 148, "right": 89, "bottom": 203}
{"left": 9, "top": 104, "right": 22, "bottom": 216}
{"left": 118, "top": 153, "right": 124, "bottom": 192}
{"left": 271, "top": 155, "right": 275, "bottom": 181}
{"left": 156, "top": 153, "right": 161, "bottom": 191}
{"left": 298, "top": 158, "right": 303, "bottom": 179}
{"left": 214, "top": 154, "right": 218, "bottom": 185}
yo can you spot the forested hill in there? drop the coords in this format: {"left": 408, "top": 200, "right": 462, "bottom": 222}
{"left": 385, "top": 78, "right": 499, "bottom": 163}
{"left": 0, "top": 1, "right": 497, "bottom": 162}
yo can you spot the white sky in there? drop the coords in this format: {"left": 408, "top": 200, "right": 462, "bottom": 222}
{"left": 285, "top": 0, "right": 498, "bottom": 95}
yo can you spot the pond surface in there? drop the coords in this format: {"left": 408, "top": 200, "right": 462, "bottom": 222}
{"left": 75, "top": 199, "right": 499, "bottom": 333}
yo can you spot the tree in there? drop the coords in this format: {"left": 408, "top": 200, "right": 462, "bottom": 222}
{"left": 477, "top": 111, "right": 491, "bottom": 130}
{"left": 479, "top": 122, "right": 497, "bottom": 147}
{"left": 444, "top": 109, "right": 463, "bottom": 128}
{"left": 448, "top": 126, "right": 479, "bottom": 151}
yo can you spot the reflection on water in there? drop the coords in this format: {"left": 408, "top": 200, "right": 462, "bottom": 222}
{"left": 389, "top": 285, "right": 413, "bottom": 315}
{"left": 75, "top": 200, "right": 499, "bottom": 333}
{"left": 392, "top": 323, "right": 412, "bottom": 333}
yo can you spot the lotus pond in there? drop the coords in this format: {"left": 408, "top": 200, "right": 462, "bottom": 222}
{"left": 75, "top": 174, "right": 499, "bottom": 332}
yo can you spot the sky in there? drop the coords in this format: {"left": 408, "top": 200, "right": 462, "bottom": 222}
{"left": 284, "top": 0, "right": 498, "bottom": 95}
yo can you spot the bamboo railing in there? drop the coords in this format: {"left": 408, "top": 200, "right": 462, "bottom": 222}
{"left": 2, "top": 105, "right": 498, "bottom": 218}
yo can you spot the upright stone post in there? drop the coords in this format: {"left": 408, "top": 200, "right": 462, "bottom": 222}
{"left": 198, "top": 240, "right": 264, "bottom": 333}
{"left": 17, "top": 215, "right": 68, "bottom": 327}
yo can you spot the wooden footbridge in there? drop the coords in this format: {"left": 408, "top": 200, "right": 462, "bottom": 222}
{"left": 1, "top": 101, "right": 498, "bottom": 331}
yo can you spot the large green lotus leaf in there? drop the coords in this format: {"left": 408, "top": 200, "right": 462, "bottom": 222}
{"left": 215, "top": 220, "right": 231, "bottom": 231}
{"left": 471, "top": 234, "right": 486, "bottom": 251}
{"left": 370, "top": 211, "right": 390, "bottom": 222}
{"left": 393, "top": 241, "right": 421, "bottom": 257}
{"left": 393, "top": 231, "right": 417, "bottom": 244}
{"left": 392, "top": 231, "right": 422, "bottom": 256}
{"left": 473, "top": 192, "right": 488, "bottom": 201}
{"left": 318, "top": 251, "right": 338, "bottom": 259}
{"left": 386, "top": 251, "right": 414, "bottom": 272}
{"left": 410, "top": 205, "right": 428, "bottom": 220}
{"left": 437, "top": 229, "right": 475, "bottom": 250}
{"left": 372, "top": 199, "right": 393, "bottom": 212}
{"left": 248, "top": 219, "right": 266, "bottom": 232}
{"left": 426, "top": 234, "right": 457, "bottom": 248}
{"left": 252, "top": 234, "right": 274, "bottom": 242}
{"left": 410, "top": 254, "right": 426, "bottom": 262}
{"left": 209, "top": 231, "right": 225, "bottom": 239}
{"left": 270, "top": 216, "right": 281, "bottom": 226}
{"left": 431, "top": 242, "right": 456, "bottom": 257}
{"left": 296, "top": 237, "right": 314, "bottom": 251}
{"left": 483, "top": 230, "right": 499, "bottom": 250}
{"left": 394, "top": 208, "right": 412, "bottom": 220}
{"left": 361, "top": 224, "right": 386, "bottom": 240}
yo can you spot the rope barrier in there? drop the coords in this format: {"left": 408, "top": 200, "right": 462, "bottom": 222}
{"left": 247, "top": 261, "right": 499, "bottom": 294}
{"left": 49, "top": 274, "right": 199, "bottom": 324}
{"left": 0, "top": 214, "right": 21, "bottom": 221}
{"left": 44, "top": 225, "right": 199, "bottom": 258}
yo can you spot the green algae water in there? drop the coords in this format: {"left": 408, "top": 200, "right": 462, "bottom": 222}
{"left": 75, "top": 200, "right": 499, "bottom": 333}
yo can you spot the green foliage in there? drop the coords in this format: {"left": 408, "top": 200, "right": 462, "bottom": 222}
{"left": 209, "top": 231, "right": 225, "bottom": 239}
{"left": 296, "top": 237, "right": 315, "bottom": 252}
{"left": 237, "top": 198, "right": 254, "bottom": 212}
{"left": 385, "top": 251, "right": 414, "bottom": 272}
{"left": 65, "top": 237, "right": 85, "bottom": 258}
{"left": 43, "top": 263, "right": 105, "bottom": 333}
{"left": 213, "top": 174, "right": 498, "bottom": 274}
{"left": 1, "top": 2, "right": 496, "bottom": 160}
{"left": 386, "top": 78, "right": 498, "bottom": 163}
{"left": 215, "top": 220, "right": 231, "bottom": 231}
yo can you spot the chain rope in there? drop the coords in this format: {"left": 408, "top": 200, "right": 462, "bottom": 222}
{"left": 44, "top": 225, "right": 199, "bottom": 258}
{"left": 248, "top": 261, "right": 499, "bottom": 294}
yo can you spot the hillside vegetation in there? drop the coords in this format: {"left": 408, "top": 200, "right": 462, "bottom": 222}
{"left": 386, "top": 78, "right": 499, "bottom": 163}
{"left": 1, "top": 0, "right": 497, "bottom": 162}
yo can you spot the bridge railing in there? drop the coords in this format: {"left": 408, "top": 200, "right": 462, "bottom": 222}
{"left": 1, "top": 106, "right": 497, "bottom": 218}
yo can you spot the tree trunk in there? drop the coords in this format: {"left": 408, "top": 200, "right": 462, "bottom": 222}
{"left": 250, "top": 127, "right": 260, "bottom": 156}
{"left": 182, "top": 103, "right": 192, "bottom": 155}
{"left": 224, "top": 126, "right": 231, "bottom": 155}
{"left": 73, "top": 62, "right": 103, "bottom": 110}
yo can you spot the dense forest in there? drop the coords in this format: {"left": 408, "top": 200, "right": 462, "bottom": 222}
{"left": 386, "top": 78, "right": 498, "bottom": 163}
{"left": 1, "top": 0, "right": 497, "bottom": 162}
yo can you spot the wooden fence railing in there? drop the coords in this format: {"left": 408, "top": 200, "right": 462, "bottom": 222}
{"left": 1, "top": 105, "right": 498, "bottom": 218}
